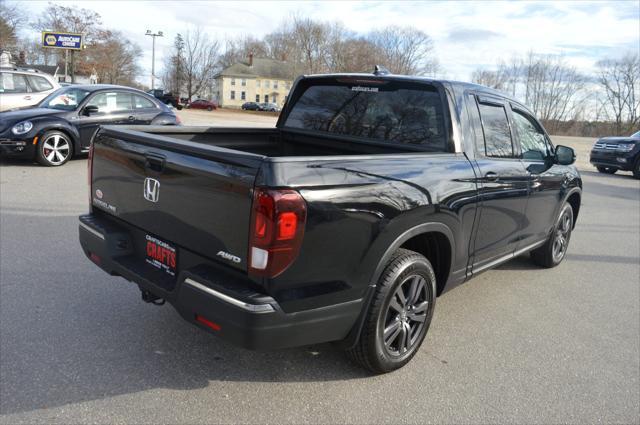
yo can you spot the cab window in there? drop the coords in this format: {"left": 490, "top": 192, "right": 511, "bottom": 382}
{"left": 512, "top": 109, "right": 550, "bottom": 161}
{"left": 477, "top": 102, "right": 514, "bottom": 158}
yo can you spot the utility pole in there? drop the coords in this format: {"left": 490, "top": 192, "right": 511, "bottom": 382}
{"left": 145, "top": 30, "right": 163, "bottom": 90}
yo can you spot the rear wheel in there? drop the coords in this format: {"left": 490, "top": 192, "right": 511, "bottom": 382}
{"left": 36, "top": 131, "right": 73, "bottom": 166}
{"left": 596, "top": 166, "right": 617, "bottom": 174}
{"left": 207, "top": 106, "right": 212, "bottom": 111}
{"left": 531, "top": 203, "right": 573, "bottom": 268}
{"left": 347, "top": 248, "right": 436, "bottom": 373}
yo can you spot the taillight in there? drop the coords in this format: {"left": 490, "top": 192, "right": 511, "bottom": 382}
{"left": 248, "top": 188, "right": 306, "bottom": 277}
{"left": 87, "top": 142, "right": 94, "bottom": 210}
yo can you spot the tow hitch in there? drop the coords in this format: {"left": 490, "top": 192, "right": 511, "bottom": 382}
{"left": 141, "top": 290, "right": 165, "bottom": 306}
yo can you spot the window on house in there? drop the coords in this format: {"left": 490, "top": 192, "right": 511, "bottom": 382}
{"left": 256, "top": 94, "right": 260, "bottom": 102}
{"left": 241, "top": 79, "right": 246, "bottom": 86}
{"left": 265, "top": 80, "right": 270, "bottom": 88}
{"left": 285, "top": 82, "right": 290, "bottom": 90}
{"left": 265, "top": 94, "right": 269, "bottom": 103}
{"left": 230, "top": 90, "right": 235, "bottom": 100}
{"left": 273, "top": 94, "right": 278, "bottom": 104}
{"left": 241, "top": 91, "right": 246, "bottom": 100}
{"left": 231, "top": 78, "right": 236, "bottom": 85}
{"left": 274, "top": 80, "right": 278, "bottom": 89}
{"left": 256, "top": 80, "right": 261, "bottom": 87}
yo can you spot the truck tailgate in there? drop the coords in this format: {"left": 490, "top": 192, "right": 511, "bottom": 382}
{"left": 90, "top": 127, "right": 265, "bottom": 272}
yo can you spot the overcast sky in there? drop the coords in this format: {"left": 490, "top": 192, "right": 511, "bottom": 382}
{"left": 15, "top": 0, "right": 640, "bottom": 81}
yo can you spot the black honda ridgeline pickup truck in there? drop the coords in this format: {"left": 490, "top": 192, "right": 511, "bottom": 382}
{"left": 79, "top": 70, "right": 582, "bottom": 373}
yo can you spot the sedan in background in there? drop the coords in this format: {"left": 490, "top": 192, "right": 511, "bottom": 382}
{"left": 186, "top": 99, "right": 217, "bottom": 111}
{"left": 590, "top": 130, "right": 640, "bottom": 179}
{"left": 258, "top": 102, "right": 281, "bottom": 112}
{"left": 241, "top": 102, "right": 261, "bottom": 111}
{"left": 0, "top": 84, "right": 179, "bottom": 166}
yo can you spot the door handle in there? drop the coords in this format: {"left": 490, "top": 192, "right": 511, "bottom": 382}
{"left": 24, "top": 95, "right": 32, "bottom": 100}
{"left": 484, "top": 172, "right": 499, "bottom": 181}
{"left": 128, "top": 115, "right": 135, "bottom": 121}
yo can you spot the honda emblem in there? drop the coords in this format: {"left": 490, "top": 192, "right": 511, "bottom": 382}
{"left": 143, "top": 178, "right": 160, "bottom": 203}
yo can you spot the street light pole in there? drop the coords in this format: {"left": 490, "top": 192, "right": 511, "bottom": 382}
{"left": 145, "top": 30, "right": 163, "bottom": 90}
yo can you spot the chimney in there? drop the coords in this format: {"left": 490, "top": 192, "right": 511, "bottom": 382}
{"left": 248, "top": 53, "right": 253, "bottom": 67}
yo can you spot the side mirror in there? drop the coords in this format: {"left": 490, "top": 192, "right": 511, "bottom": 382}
{"left": 82, "top": 105, "right": 99, "bottom": 116}
{"left": 555, "top": 145, "right": 576, "bottom": 165}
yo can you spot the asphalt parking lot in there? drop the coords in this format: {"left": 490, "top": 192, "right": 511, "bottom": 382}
{"left": 1, "top": 110, "right": 639, "bottom": 424}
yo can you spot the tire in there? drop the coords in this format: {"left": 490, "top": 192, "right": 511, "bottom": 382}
{"left": 347, "top": 248, "right": 437, "bottom": 374}
{"left": 596, "top": 166, "right": 617, "bottom": 174}
{"left": 207, "top": 106, "right": 212, "bottom": 111}
{"left": 633, "top": 158, "right": 640, "bottom": 179}
{"left": 530, "top": 203, "right": 573, "bottom": 268}
{"left": 36, "top": 130, "right": 73, "bottom": 166}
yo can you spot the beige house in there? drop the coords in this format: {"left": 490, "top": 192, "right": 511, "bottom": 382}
{"left": 215, "top": 55, "right": 294, "bottom": 108}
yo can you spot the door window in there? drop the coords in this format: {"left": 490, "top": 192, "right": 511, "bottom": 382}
{"left": 478, "top": 102, "right": 514, "bottom": 158}
{"left": 86, "top": 92, "right": 133, "bottom": 113}
{"left": 27, "top": 75, "right": 54, "bottom": 92}
{"left": 0, "top": 73, "right": 29, "bottom": 93}
{"left": 133, "top": 95, "right": 156, "bottom": 109}
{"left": 512, "top": 109, "right": 549, "bottom": 161}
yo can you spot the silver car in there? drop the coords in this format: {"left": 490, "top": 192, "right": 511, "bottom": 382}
{"left": 0, "top": 67, "right": 60, "bottom": 111}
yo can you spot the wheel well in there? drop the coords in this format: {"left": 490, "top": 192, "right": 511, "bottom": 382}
{"left": 39, "top": 128, "right": 78, "bottom": 155}
{"left": 400, "top": 232, "right": 452, "bottom": 296}
{"left": 566, "top": 192, "right": 580, "bottom": 228}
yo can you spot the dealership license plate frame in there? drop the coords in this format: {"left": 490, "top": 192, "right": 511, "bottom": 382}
{"left": 144, "top": 234, "right": 177, "bottom": 277}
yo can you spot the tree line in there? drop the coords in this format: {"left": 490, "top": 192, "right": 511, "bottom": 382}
{"left": 161, "top": 15, "right": 439, "bottom": 100}
{"left": 0, "top": 2, "right": 142, "bottom": 87}
{"left": 472, "top": 52, "right": 639, "bottom": 136}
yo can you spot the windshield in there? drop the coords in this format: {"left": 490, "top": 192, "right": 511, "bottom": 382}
{"left": 631, "top": 131, "right": 640, "bottom": 138}
{"left": 284, "top": 81, "right": 448, "bottom": 151}
{"left": 39, "top": 87, "right": 91, "bottom": 110}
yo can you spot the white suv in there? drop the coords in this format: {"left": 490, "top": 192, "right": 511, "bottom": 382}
{"left": 0, "top": 68, "right": 60, "bottom": 112}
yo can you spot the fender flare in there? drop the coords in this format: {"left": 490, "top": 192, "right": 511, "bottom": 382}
{"left": 338, "top": 221, "right": 456, "bottom": 350}
{"left": 561, "top": 186, "right": 582, "bottom": 228}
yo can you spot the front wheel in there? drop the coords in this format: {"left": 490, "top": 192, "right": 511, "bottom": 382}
{"left": 596, "top": 166, "right": 617, "bottom": 174}
{"left": 633, "top": 158, "right": 640, "bottom": 179}
{"left": 530, "top": 203, "right": 573, "bottom": 268}
{"left": 347, "top": 248, "right": 436, "bottom": 373}
{"left": 36, "top": 131, "right": 73, "bottom": 166}
{"left": 207, "top": 106, "right": 212, "bottom": 111}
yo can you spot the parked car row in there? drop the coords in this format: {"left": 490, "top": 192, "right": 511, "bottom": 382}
{"left": 0, "top": 84, "right": 179, "bottom": 166}
{"left": 241, "top": 102, "right": 281, "bottom": 112}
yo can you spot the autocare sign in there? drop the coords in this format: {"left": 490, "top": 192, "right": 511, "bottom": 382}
{"left": 41, "top": 31, "right": 84, "bottom": 50}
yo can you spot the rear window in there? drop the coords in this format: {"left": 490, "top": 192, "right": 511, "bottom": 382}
{"left": 0, "top": 72, "right": 29, "bottom": 93}
{"left": 284, "top": 82, "right": 448, "bottom": 151}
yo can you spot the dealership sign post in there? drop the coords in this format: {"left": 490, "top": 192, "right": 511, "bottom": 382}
{"left": 41, "top": 31, "right": 84, "bottom": 82}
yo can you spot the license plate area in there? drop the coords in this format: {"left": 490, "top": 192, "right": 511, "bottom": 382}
{"left": 144, "top": 234, "right": 177, "bottom": 277}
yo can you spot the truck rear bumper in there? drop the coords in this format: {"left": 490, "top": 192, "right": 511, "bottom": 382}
{"left": 78, "top": 213, "right": 362, "bottom": 350}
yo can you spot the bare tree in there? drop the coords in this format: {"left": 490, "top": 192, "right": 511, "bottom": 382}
{"left": 597, "top": 53, "right": 640, "bottom": 135}
{"left": 367, "top": 26, "right": 439, "bottom": 76}
{"left": 86, "top": 30, "right": 141, "bottom": 85}
{"left": 182, "top": 27, "right": 220, "bottom": 100}
{"left": 218, "top": 35, "right": 268, "bottom": 69}
{"left": 522, "top": 53, "right": 586, "bottom": 133}
{"left": 0, "top": 2, "right": 27, "bottom": 52}
{"left": 32, "top": 3, "right": 103, "bottom": 79}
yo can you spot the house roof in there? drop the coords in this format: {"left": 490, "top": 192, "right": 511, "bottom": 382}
{"left": 217, "top": 58, "right": 293, "bottom": 80}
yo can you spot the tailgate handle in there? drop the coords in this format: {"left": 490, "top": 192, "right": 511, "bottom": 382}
{"left": 144, "top": 154, "right": 166, "bottom": 173}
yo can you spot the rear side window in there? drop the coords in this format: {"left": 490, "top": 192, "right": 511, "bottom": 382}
{"left": 0, "top": 72, "right": 29, "bottom": 93}
{"left": 284, "top": 82, "right": 448, "bottom": 151}
{"left": 477, "top": 102, "right": 514, "bottom": 158}
{"left": 133, "top": 95, "right": 156, "bottom": 109}
{"left": 27, "top": 75, "right": 54, "bottom": 92}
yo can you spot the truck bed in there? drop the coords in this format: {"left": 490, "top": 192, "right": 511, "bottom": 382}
{"left": 124, "top": 126, "right": 430, "bottom": 158}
